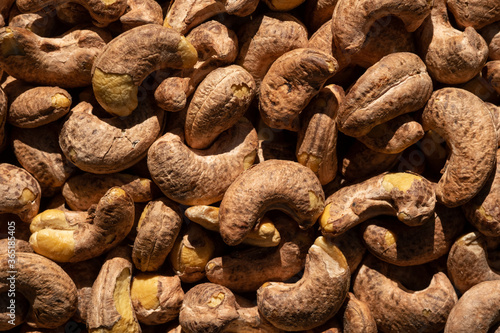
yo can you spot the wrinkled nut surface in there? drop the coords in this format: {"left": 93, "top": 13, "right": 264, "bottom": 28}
{"left": 342, "top": 292, "right": 377, "bottom": 333}
{"left": 119, "top": 0, "right": 163, "bottom": 31}
{"left": 447, "top": 0, "right": 500, "bottom": 30}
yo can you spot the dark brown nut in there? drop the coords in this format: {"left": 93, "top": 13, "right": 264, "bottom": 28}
{"left": 132, "top": 198, "right": 183, "bottom": 272}
{"left": 119, "top": 0, "right": 163, "bottom": 31}
{"left": 447, "top": 0, "right": 500, "bottom": 30}
{"left": 0, "top": 291, "right": 29, "bottom": 330}
{"left": 353, "top": 255, "right": 458, "bottom": 333}
{"left": 148, "top": 118, "right": 258, "bottom": 206}
{"left": 219, "top": 159, "right": 325, "bottom": 246}
{"left": 236, "top": 12, "right": 308, "bottom": 88}
{"left": 462, "top": 149, "right": 500, "bottom": 236}
{"left": 419, "top": 129, "right": 447, "bottom": 175}
{"left": 0, "top": 252, "right": 78, "bottom": 329}
{"left": 131, "top": 273, "right": 184, "bottom": 325}
{"left": 0, "top": 163, "right": 41, "bottom": 222}
{"left": 257, "top": 237, "right": 350, "bottom": 331}
{"left": 0, "top": 238, "right": 33, "bottom": 254}
{"left": 0, "top": 26, "right": 110, "bottom": 88}
{"left": 155, "top": 20, "right": 238, "bottom": 112}
{"left": 205, "top": 212, "right": 314, "bottom": 293}
{"left": 0, "top": 87, "right": 6, "bottom": 151}
{"left": 422, "top": 88, "right": 498, "bottom": 207}
{"left": 484, "top": 60, "right": 500, "bottom": 95}
{"left": 331, "top": 0, "right": 431, "bottom": 56}
{"left": 447, "top": 232, "right": 500, "bottom": 294}
{"left": 8, "top": 7, "right": 56, "bottom": 37}
{"left": 444, "top": 280, "right": 500, "bottom": 332}
{"left": 262, "top": 0, "right": 304, "bottom": 11}
{"left": 259, "top": 48, "right": 338, "bottom": 131}
{"left": 342, "top": 293, "right": 377, "bottom": 333}
{"left": 92, "top": 24, "right": 197, "bottom": 116}
{"left": 185, "top": 65, "right": 256, "bottom": 149}
{"left": 29, "top": 187, "right": 135, "bottom": 262}
{"left": 329, "top": 228, "right": 366, "bottom": 274}
{"left": 54, "top": 2, "right": 92, "bottom": 25}
{"left": 361, "top": 205, "right": 466, "bottom": 266}
{"left": 338, "top": 52, "right": 432, "bottom": 138}
{"left": 0, "top": 0, "right": 15, "bottom": 27}
{"left": 417, "top": 0, "right": 488, "bottom": 85}
{"left": 304, "top": 0, "right": 337, "bottom": 32}
{"left": 320, "top": 172, "right": 436, "bottom": 237}
{"left": 481, "top": 22, "right": 500, "bottom": 60}
{"left": 168, "top": 223, "right": 215, "bottom": 283}
{"left": 16, "top": 0, "right": 127, "bottom": 27}
{"left": 62, "top": 172, "right": 160, "bottom": 211}
{"left": 256, "top": 119, "right": 297, "bottom": 163}
{"left": 12, "top": 122, "right": 76, "bottom": 196}
{"left": 357, "top": 114, "right": 425, "bottom": 154}
{"left": 296, "top": 84, "right": 343, "bottom": 185}
{"left": 87, "top": 246, "right": 141, "bottom": 333}
{"left": 59, "top": 100, "right": 164, "bottom": 174}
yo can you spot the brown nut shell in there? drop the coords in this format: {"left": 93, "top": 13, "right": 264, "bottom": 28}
{"left": 343, "top": 292, "right": 377, "bottom": 333}
{"left": 119, "top": 0, "right": 163, "bottom": 31}
{"left": 447, "top": 0, "right": 500, "bottom": 30}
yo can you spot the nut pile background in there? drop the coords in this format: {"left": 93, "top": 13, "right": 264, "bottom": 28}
{"left": 0, "top": 0, "right": 500, "bottom": 332}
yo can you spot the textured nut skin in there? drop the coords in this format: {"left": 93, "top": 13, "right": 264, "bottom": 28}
{"left": 185, "top": 65, "right": 256, "bottom": 149}
{"left": 219, "top": 159, "right": 325, "bottom": 246}
{"left": 343, "top": 293, "right": 377, "bottom": 333}
{"left": 0, "top": 252, "right": 78, "bottom": 329}
{"left": 422, "top": 88, "right": 498, "bottom": 207}
{"left": 259, "top": 48, "right": 338, "bottom": 131}
{"left": 447, "top": 0, "right": 500, "bottom": 30}
{"left": 338, "top": 52, "right": 433, "bottom": 137}
{"left": 362, "top": 205, "right": 466, "bottom": 266}
{"left": 304, "top": 0, "right": 337, "bottom": 32}
{"left": 417, "top": 0, "right": 488, "bottom": 85}
{"left": 0, "top": 87, "right": 7, "bottom": 152}
{"left": 0, "top": 163, "right": 41, "bottom": 222}
{"left": 331, "top": 0, "right": 430, "bottom": 55}
{"left": 119, "top": 0, "right": 163, "bottom": 31}
{"left": 353, "top": 256, "right": 458, "bottom": 333}
{"left": 148, "top": 118, "right": 258, "bottom": 206}
{"left": 481, "top": 22, "right": 500, "bottom": 61}
{"left": 59, "top": 100, "right": 164, "bottom": 174}
{"left": 0, "top": 26, "right": 109, "bottom": 88}
{"left": 484, "top": 60, "right": 500, "bottom": 96}
{"left": 132, "top": 198, "right": 183, "bottom": 272}
{"left": 444, "top": 280, "right": 500, "bottom": 332}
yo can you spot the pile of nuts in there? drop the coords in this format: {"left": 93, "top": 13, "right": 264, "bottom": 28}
{"left": 1, "top": 0, "right": 500, "bottom": 332}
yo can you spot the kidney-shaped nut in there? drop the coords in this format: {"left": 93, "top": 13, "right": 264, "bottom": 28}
{"left": 259, "top": 48, "right": 338, "bottom": 131}
{"left": 219, "top": 159, "right": 325, "bottom": 246}
{"left": 92, "top": 24, "right": 197, "bottom": 116}
{"left": 338, "top": 52, "right": 433, "bottom": 137}
{"left": 0, "top": 26, "right": 110, "bottom": 88}
{"left": 257, "top": 236, "right": 350, "bottom": 331}
{"left": 0, "top": 252, "right": 77, "bottom": 329}
{"left": 148, "top": 117, "right": 258, "bottom": 206}
{"left": 422, "top": 88, "right": 498, "bottom": 207}
{"left": 29, "top": 187, "right": 135, "bottom": 262}
{"left": 0, "top": 163, "right": 41, "bottom": 222}
{"left": 353, "top": 255, "right": 458, "bottom": 333}
{"left": 185, "top": 65, "right": 256, "bottom": 149}
{"left": 59, "top": 100, "right": 164, "bottom": 174}
{"left": 331, "top": 0, "right": 431, "bottom": 56}
{"left": 447, "top": 0, "right": 500, "bottom": 30}
{"left": 320, "top": 172, "right": 436, "bottom": 237}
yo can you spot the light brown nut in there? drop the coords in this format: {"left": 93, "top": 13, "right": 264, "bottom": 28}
{"left": 16, "top": 0, "right": 127, "bottom": 27}
{"left": 417, "top": 0, "right": 488, "bottom": 85}
{"left": 338, "top": 52, "right": 433, "bottom": 137}
{"left": 148, "top": 118, "right": 258, "bottom": 206}
{"left": 422, "top": 87, "right": 498, "bottom": 207}
{"left": 447, "top": 0, "right": 500, "bottom": 30}
{"left": 0, "top": 163, "right": 41, "bottom": 222}
{"left": 296, "top": 84, "right": 343, "bottom": 185}
{"left": 444, "top": 280, "right": 500, "bottom": 332}
{"left": 481, "top": 22, "right": 500, "bottom": 60}
{"left": 29, "top": 187, "right": 135, "bottom": 262}
{"left": 59, "top": 100, "right": 164, "bottom": 174}
{"left": 342, "top": 293, "right": 377, "bottom": 333}
{"left": 257, "top": 237, "right": 350, "bottom": 331}
{"left": 353, "top": 255, "right": 458, "bottom": 333}
{"left": 185, "top": 65, "right": 256, "bottom": 149}
{"left": 361, "top": 205, "right": 466, "bottom": 266}
{"left": 87, "top": 247, "right": 141, "bottom": 333}
{"left": 0, "top": 252, "right": 78, "bottom": 329}
{"left": 484, "top": 60, "right": 500, "bottom": 96}
{"left": 236, "top": 12, "right": 308, "bottom": 88}
{"left": 357, "top": 113, "right": 425, "bottom": 154}
{"left": 155, "top": 20, "right": 238, "bottom": 112}
{"left": 259, "top": 48, "right": 338, "bottom": 131}
{"left": 447, "top": 232, "right": 500, "bottom": 294}
{"left": 0, "top": 238, "right": 33, "bottom": 254}
{"left": 331, "top": 0, "right": 431, "bottom": 56}
{"left": 92, "top": 24, "right": 197, "bottom": 116}
{"left": 484, "top": 103, "right": 500, "bottom": 146}
{"left": 219, "top": 159, "right": 325, "bottom": 246}
{"left": 119, "top": 0, "right": 163, "bottom": 31}
{"left": 131, "top": 273, "right": 184, "bottom": 325}
{"left": 0, "top": 26, "right": 110, "bottom": 88}
{"left": 168, "top": 223, "right": 215, "bottom": 283}
{"left": 132, "top": 198, "right": 182, "bottom": 272}
{"left": 320, "top": 172, "right": 436, "bottom": 237}
{"left": 12, "top": 123, "right": 76, "bottom": 196}
{"left": 205, "top": 212, "right": 314, "bottom": 293}
{"left": 62, "top": 172, "right": 160, "bottom": 211}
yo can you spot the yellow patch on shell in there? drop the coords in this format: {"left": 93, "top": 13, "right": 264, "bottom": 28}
{"left": 207, "top": 292, "right": 225, "bottom": 308}
{"left": 109, "top": 268, "right": 141, "bottom": 333}
{"left": 51, "top": 93, "right": 71, "bottom": 109}
{"left": 382, "top": 173, "right": 422, "bottom": 193}
{"left": 314, "top": 236, "right": 349, "bottom": 270}
{"left": 18, "top": 188, "right": 35, "bottom": 205}
{"left": 92, "top": 68, "right": 138, "bottom": 117}
{"left": 177, "top": 37, "right": 198, "bottom": 69}
{"left": 29, "top": 229, "right": 75, "bottom": 262}
{"left": 131, "top": 274, "right": 160, "bottom": 310}
{"left": 384, "top": 230, "right": 397, "bottom": 247}
{"left": 243, "top": 150, "right": 257, "bottom": 170}
{"left": 30, "top": 209, "right": 72, "bottom": 233}
{"left": 231, "top": 83, "right": 250, "bottom": 98}
{"left": 319, "top": 203, "right": 333, "bottom": 233}
{"left": 1, "top": 28, "right": 25, "bottom": 57}
{"left": 298, "top": 152, "right": 322, "bottom": 173}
